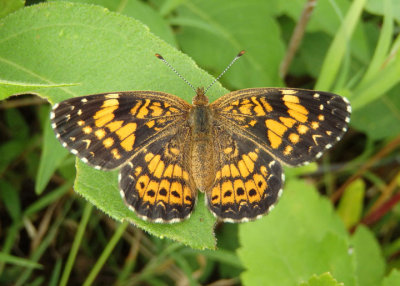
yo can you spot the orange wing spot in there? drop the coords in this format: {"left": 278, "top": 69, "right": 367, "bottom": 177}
{"left": 221, "top": 181, "right": 234, "bottom": 204}
{"left": 265, "top": 119, "right": 288, "bottom": 137}
{"left": 248, "top": 120, "right": 257, "bottom": 126}
{"left": 283, "top": 94, "right": 300, "bottom": 103}
{"left": 239, "top": 104, "right": 253, "bottom": 115}
{"left": 326, "top": 130, "right": 332, "bottom": 136}
{"left": 248, "top": 151, "right": 258, "bottom": 161}
{"left": 230, "top": 164, "right": 240, "bottom": 177}
{"left": 241, "top": 99, "right": 251, "bottom": 104}
{"left": 144, "top": 152, "right": 154, "bottom": 162}
{"left": 318, "top": 114, "right": 325, "bottom": 121}
{"left": 183, "top": 171, "right": 189, "bottom": 181}
{"left": 238, "top": 160, "right": 250, "bottom": 177}
{"left": 130, "top": 100, "right": 142, "bottom": 116}
{"left": 280, "top": 117, "right": 296, "bottom": 128}
{"left": 95, "top": 113, "right": 115, "bottom": 127}
{"left": 251, "top": 97, "right": 266, "bottom": 116}
{"left": 145, "top": 120, "right": 155, "bottom": 128}
{"left": 144, "top": 181, "right": 159, "bottom": 204}
{"left": 103, "top": 137, "right": 114, "bottom": 148}
{"left": 224, "top": 147, "right": 233, "bottom": 154}
{"left": 223, "top": 106, "right": 234, "bottom": 112}
{"left": 115, "top": 123, "right": 137, "bottom": 140}
{"left": 106, "top": 120, "right": 123, "bottom": 132}
{"left": 136, "top": 99, "right": 151, "bottom": 118}
{"left": 259, "top": 98, "right": 273, "bottom": 112}
{"left": 173, "top": 165, "right": 182, "bottom": 177}
{"left": 101, "top": 99, "right": 119, "bottom": 108}
{"left": 288, "top": 109, "right": 308, "bottom": 123}
{"left": 268, "top": 130, "right": 282, "bottom": 149}
{"left": 82, "top": 126, "right": 92, "bottom": 134}
{"left": 94, "top": 105, "right": 118, "bottom": 119}
{"left": 150, "top": 105, "right": 164, "bottom": 116}
{"left": 289, "top": 133, "right": 300, "bottom": 144}
{"left": 245, "top": 180, "right": 260, "bottom": 203}
{"left": 157, "top": 118, "right": 167, "bottom": 124}
{"left": 260, "top": 166, "right": 268, "bottom": 177}
{"left": 169, "top": 147, "right": 180, "bottom": 156}
{"left": 242, "top": 154, "right": 254, "bottom": 173}
{"left": 231, "top": 100, "right": 240, "bottom": 106}
{"left": 164, "top": 102, "right": 171, "bottom": 108}
{"left": 163, "top": 164, "right": 174, "bottom": 177}
{"left": 285, "top": 102, "right": 308, "bottom": 115}
{"left": 170, "top": 182, "right": 183, "bottom": 204}
{"left": 169, "top": 107, "right": 179, "bottom": 113}
{"left": 284, "top": 145, "right": 293, "bottom": 156}
{"left": 211, "top": 184, "right": 221, "bottom": 203}
{"left": 253, "top": 174, "right": 267, "bottom": 192}
{"left": 221, "top": 165, "right": 231, "bottom": 177}
{"left": 311, "top": 121, "right": 319, "bottom": 130}
{"left": 148, "top": 155, "right": 161, "bottom": 173}
{"left": 183, "top": 186, "right": 192, "bottom": 204}
{"left": 111, "top": 148, "right": 121, "bottom": 159}
{"left": 215, "top": 170, "right": 221, "bottom": 180}
{"left": 153, "top": 159, "right": 165, "bottom": 178}
{"left": 134, "top": 166, "right": 142, "bottom": 176}
{"left": 233, "top": 179, "right": 246, "bottom": 203}
{"left": 78, "top": 120, "right": 85, "bottom": 126}
{"left": 158, "top": 180, "right": 170, "bottom": 197}
{"left": 281, "top": 89, "right": 297, "bottom": 95}
{"left": 121, "top": 134, "right": 135, "bottom": 151}
{"left": 136, "top": 175, "right": 150, "bottom": 197}
{"left": 95, "top": 129, "right": 106, "bottom": 139}
{"left": 297, "top": 124, "right": 309, "bottom": 134}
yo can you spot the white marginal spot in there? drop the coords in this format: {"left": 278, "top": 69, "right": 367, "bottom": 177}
{"left": 316, "top": 152, "right": 323, "bottom": 159}
{"left": 268, "top": 160, "right": 276, "bottom": 168}
{"left": 66, "top": 114, "right": 71, "bottom": 121}
{"left": 56, "top": 134, "right": 60, "bottom": 139}
{"left": 268, "top": 204, "right": 275, "bottom": 212}
{"left": 51, "top": 122, "right": 57, "bottom": 128}
{"left": 94, "top": 165, "right": 102, "bottom": 170}
{"left": 71, "top": 149, "right": 78, "bottom": 155}
{"left": 325, "top": 143, "right": 332, "bottom": 149}
{"left": 277, "top": 188, "right": 283, "bottom": 198}
{"left": 50, "top": 112, "right": 55, "bottom": 119}
{"left": 319, "top": 104, "right": 324, "bottom": 110}
{"left": 342, "top": 127, "right": 347, "bottom": 132}
{"left": 118, "top": 173, "right": 122, "bottom": 183}
{"left": 81, "top": 98, "right": 88, "bottom": 103}
{"left": 81, "top": 157, "right": 88, "bottom": 163}
{"left": 223, "top": 217, "right": 235, "bottom": 223}
{"left": 128, "top": 162, "right": 134, "bottom": 168}
{"left": 53, "top": 103, "right": 59, "bottom": 109}
{"left": 128, "top": 205, "right": 135, "bottom": 212}
{"left": 240, "top": 217, "right": 250, "bottom": 223}
{"left": 347, "top": 105, "right": 352, "bottom": 113}
{"left": 345, "top": 116, "right": 350, "bottom": 123}
{"left": 313, "top": 93, "right": 320, "bottom": 99}
{"left": 77, "top": 109, "right": 82, "bottom": 116}
{"left": 343, "top": 96, "right": 351, "bottom": 104}
{"left": 336, "top": 136, "right": 341, "bottom": 141}
{"left": 62, "top": 142, "right": 67, "bottom": 147}
{"left": 119, "top": 189, "right": 125, "bottom": 198}
{"left": 281, "top": 173, "right": 285, "bottom": 183}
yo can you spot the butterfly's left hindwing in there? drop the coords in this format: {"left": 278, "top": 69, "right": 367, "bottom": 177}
{"left": 211, "top": 88, "right": 351, "bottom": 166}
{"left": 51, "top": 92, "right": 190, "bottom": 170}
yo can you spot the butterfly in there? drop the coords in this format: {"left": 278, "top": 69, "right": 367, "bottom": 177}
{"left": 51, "top": 51, "right": 351, "bottom": 223}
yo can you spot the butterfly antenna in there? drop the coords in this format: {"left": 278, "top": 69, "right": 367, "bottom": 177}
{"left": 204, "top": 50, "right": 245, "bottom": 94}
{"left": 155, "top": 53, "right": 196, "bottom": 92}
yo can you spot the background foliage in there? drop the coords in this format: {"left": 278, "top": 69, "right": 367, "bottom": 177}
{"left": 1, "top": 0, "right": 400, "bottom": 285}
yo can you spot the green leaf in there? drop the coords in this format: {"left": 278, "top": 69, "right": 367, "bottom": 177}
{"left": 300, "top": 272, "right": 343, "bottom": 286}
{"left": 35, "top": 117, "right": 69, "bottom": 194}
{"left": 0, "top": 79, "right": 78, "bottom": 100}
{"left": 0, "top": 180, "right": 21, "bottom": 221}
{"left": 0, "top": 2, "right": 220, "bottom": 248}
{"left": 0, "top": 0, "right": 24, "bottom": 19}
{"left": 172, "top": 0, "right": 285, "bottom": 89}
{"left": 315, "top": 0, "right": 367, "bottom": 91}
{"left": 0, "top": 253, "right": 42, "bottom": 269}
{"left": 382, "top": 269, "right": 400, "bottom": 286}
{"left": 366, "top": 0, "right": 400, "bottom": 23}
{"left": 351, "top": 225, "right": 385, "bottom": 286}
{"left": 238, "top": 179, "right": 355, "bottom": 286}
{"left": 336, "top": 179, "right": 365, "bottom": 229}
{"left": 52, "top": 0, "right": 177, "bottom": 46}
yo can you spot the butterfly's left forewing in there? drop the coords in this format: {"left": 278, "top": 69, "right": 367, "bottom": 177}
{"left": 51, "top": 91, "right": 191, "bottom": 170}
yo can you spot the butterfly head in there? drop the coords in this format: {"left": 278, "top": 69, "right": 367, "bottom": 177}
{"left": 192, "top": 87, "right": 208, "bottom": 106}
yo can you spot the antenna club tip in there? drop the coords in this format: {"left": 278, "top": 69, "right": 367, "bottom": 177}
{"left": 155, "top": 53, "right": 164, "bottom": 60}
{"left": 238, "top": 50, "right": 246, "bottom": 57}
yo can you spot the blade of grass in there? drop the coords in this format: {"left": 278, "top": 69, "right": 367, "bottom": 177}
{"left": 0, "top": 253, "right": 42, "bottom": 269}
{"left": 83, "top": 221, "right": 129, "bottom": 286}
{"left": 59, "top": 202, "right": 93, "bottom": 286}
{"left": 315, "top": 0, "right": 367, "bottom": 91}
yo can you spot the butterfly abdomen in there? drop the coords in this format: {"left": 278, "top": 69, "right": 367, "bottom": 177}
{"left": 189, "top": 105, "right": 217, "bottom": 192}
